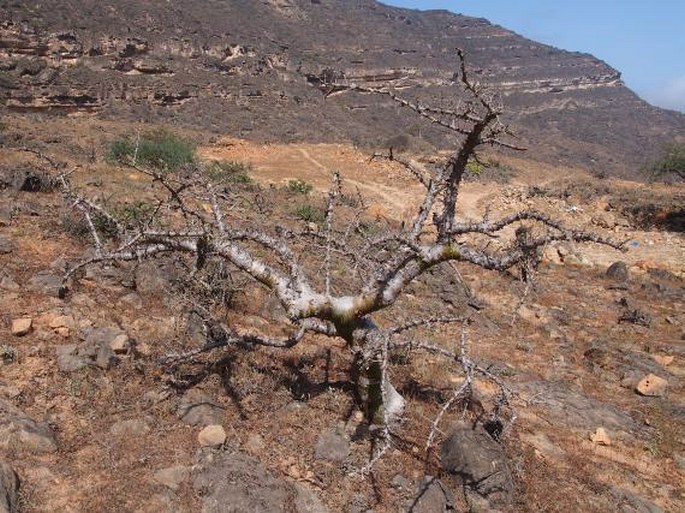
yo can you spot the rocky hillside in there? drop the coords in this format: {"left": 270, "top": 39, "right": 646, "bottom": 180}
{"left": 0, "top": 117, "right": 683, "bottom": 512}
{"left": 1, "top": 0, "right": 683, "bottom": 177}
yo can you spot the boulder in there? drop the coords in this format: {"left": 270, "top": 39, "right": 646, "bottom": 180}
{"left": 408, "top": 478, "right": 454, "bottom": 513}
{"left": 0, "top": 399, "right": 57, "bottom": 453}
{"left": 0, "top": 461, "right": 19, "bottom": 513}
{"left": 441, "top": 422, "right": 513, "bottom": 509}
{"left": 177, "top": 390, "right": 225, "bottom": 427}
{"left": 636, "top": 374, "right": 668, "bottom": 397}
{"left": 26, "top": 272, "right": 63, "bottom": 297}
{"left": 0, "top": 206, "right": 11, "bottom": 227}
{"left": 193, "top": 451, "right": 293, "bottom": 512}
{"left": 293, "top": 483, "right": 330, "bottom": 513}
{"left": 606, "top": 261, "right": 630, "bottom": 281}
{"left": 516, "top": 380, "right": 645, "bottom": 436}
{"left": 55, "top": 327, "right": 128, "bottom": 372}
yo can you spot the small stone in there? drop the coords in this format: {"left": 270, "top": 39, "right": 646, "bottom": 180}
{"left": 636, "top": 374, "right": 668, "bottom": 397}
{"left": 517, "top": 305, "right": 541, "bottom": 325}
{"left": 48, "top": 315, "right": 67, "bottom": 329}
{"left": 391, "top": 474, "right": 412, "bottom": 490}
{"left": 54, "top": 327, "right": 70, "bottom": 338}
{"left": 11, "top": 318, "right": 32, "bottom": 337}
{"left": 109, "top": 334, "right": 130, "bottom": 354}
{"left": 590, "top": 427, "right": 612, "bottom": 446}
{"left": 153, "top": 466, "right": 190, "bottom": 491}
{"left": 198, "top": 425, "right": 226, "bottom": 447}
{"left": 541, "top": 246, "right": 563, "bottom": 265}
{"left": 653, "top": 355, "right": 674, "bottom": 367}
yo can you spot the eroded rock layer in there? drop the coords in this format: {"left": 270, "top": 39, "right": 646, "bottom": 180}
{"left": 1, "top": 0, "right": 683, "bottom": 176}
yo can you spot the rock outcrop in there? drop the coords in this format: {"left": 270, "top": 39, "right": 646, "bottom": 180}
{"left": 1, "top": 1, "right": 683, "bottom": 176}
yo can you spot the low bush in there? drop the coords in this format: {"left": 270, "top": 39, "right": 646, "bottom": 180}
{"left": 293, "top": 204, "right": 324, "bottom": 223}
{"left": 204, "top": 160, "right": 254, "bottom": 185}
{"left": 107, "top": 131, "right": 195, "bottom": 171}
{"left": 285, "top": 178, "right": 314, "bottom": 195}
{"left": 463, "top": 158, "right": 516, "bottom": 184}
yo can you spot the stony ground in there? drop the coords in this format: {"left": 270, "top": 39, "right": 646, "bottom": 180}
{"left": 0, "top": 117, "right": 683, "bottom": 512}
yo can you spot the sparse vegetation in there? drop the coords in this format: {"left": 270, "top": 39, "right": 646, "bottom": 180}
{"left": 204, "top": 160, "right": 254, "bottom": 185}
{"left": 285, "top": 178, "right": 314, "bottom": 195}
{"left": 50, "top": 50, "right": 625, "bottom": 481}
{"left": 107, "top": 131, "right": 196, "bottom": 171}
{"left": 464, "top": 157, "right": 515, "bottom": 184}
{"left": 293, "top": 203, "right": 324, "bottom": 223}
{"left": 0, "top": 344, "right": 17, "bottom": 364}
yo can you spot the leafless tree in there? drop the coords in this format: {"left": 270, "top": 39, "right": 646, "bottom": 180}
{"left": 44, "top": 50, "right": 623, "bottom": 473}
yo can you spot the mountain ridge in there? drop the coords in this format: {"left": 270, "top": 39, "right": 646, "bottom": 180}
{"left": 1, "top": 0, "right": 683, "bottom": 177}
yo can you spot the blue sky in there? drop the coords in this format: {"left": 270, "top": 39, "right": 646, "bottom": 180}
{"left": 383, "top": 1, "right": 685, "bottom": 112}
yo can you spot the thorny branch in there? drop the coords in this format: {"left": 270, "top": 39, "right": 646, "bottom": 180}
{"left": 26, "top": 49, "right": 626, "bottom": 474}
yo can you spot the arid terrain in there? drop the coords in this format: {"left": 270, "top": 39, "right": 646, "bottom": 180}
{"left": 0, "top": 115, "right": 683, "bottom": 512}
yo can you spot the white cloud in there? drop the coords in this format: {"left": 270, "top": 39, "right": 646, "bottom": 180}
{"left": 643, "top": 76, "right": 685, "bottom": 112}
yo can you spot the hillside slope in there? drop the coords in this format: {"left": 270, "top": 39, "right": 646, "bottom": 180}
{"left": 1, "top": 0, "right": 684, "bottom": 176}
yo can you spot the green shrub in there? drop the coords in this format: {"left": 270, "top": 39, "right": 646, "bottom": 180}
{"left": 62, "top": 201, "right": 154, "bottom": 241}
{"left": 204, "top": 160, "right": 254, "bottom": 185}
{"left": 107, "top": 131, "right": 195, "bottom": 171}
{"left": 464, "top": 158, "right": 515, "bottom": 184}
{"left": 649, "top": 143, "right": 685, "bottom": 179}
{"left": 294, "top": 204, "right": 324, "bottom": 223}
{"left": 285, "top": 178, "right": 314, "bottom": 195}
{"left": 113, "top": 201, "right": 155, "bottom": 226}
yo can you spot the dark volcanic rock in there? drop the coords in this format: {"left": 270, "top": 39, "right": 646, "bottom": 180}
{"left": 193, "top": 451, "right": 293, "bottom": 513}
{"left": 0, "top": 460, "right": 19, "bottom": 513}
{"left": 0, "top": 399, "right": 58, "bottom": 453}
{"left": 409, "top": 478, "right": 454, "bottom": 513}
{"left": 26, "top": 271, "right": 63, "bottom": 297}
{"left": 177, "top": 390, "right": 225, "bottom": 427}
{"left": 516, "top": 380, "right": 646, "bottom": 436}
{"left": 441, "top": 421, "right": 513, "bottom": 509}
{"left": 0, "top": 238, "right": 13, "bottom": 255}
{"left": 1, "top": 1, "right": 683, "bottom": 176}
{"left": 606, "top": 261, "right": 630, "bottom": 281}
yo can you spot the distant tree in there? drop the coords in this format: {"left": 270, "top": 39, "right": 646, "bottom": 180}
{"left": 32, "top": 50, "right": 623, "bottom": 473}
{"left": 649, "top": 143, "right": 685, "bottom": 179}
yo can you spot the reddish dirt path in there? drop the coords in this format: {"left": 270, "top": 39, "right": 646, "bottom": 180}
{"left": 201, "top": 139, "right": 684, "bottom": 275}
